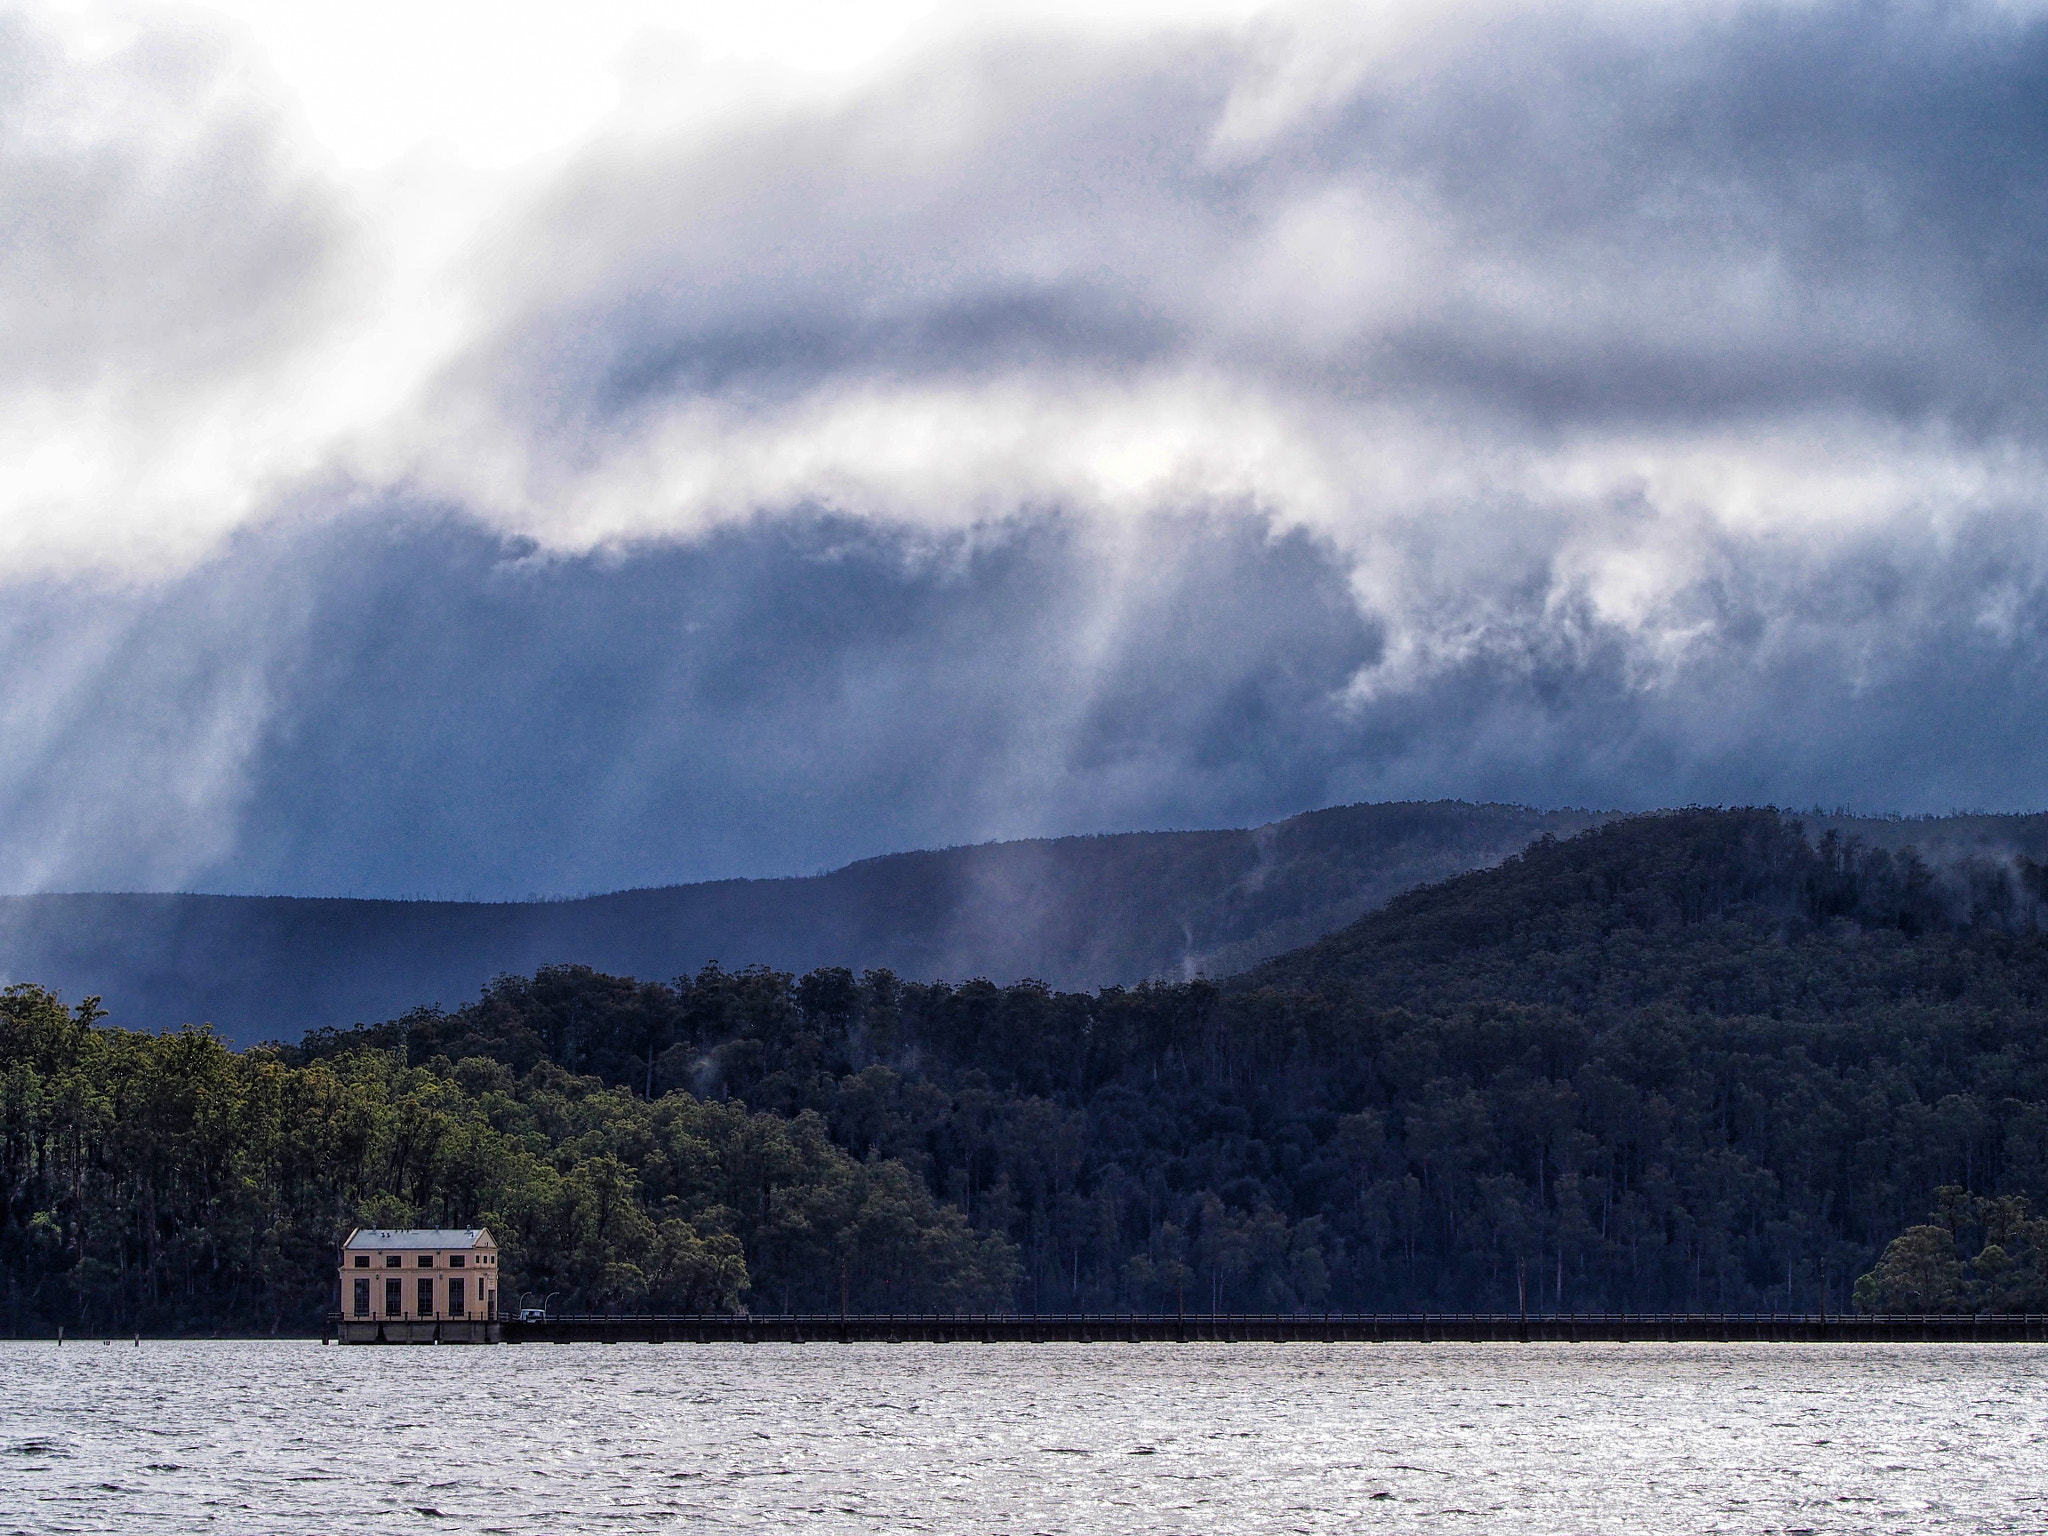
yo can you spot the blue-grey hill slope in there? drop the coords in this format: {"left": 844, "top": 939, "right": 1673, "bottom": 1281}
{"left": 0, "top": 800, "right": 1599, "bottom": 1044}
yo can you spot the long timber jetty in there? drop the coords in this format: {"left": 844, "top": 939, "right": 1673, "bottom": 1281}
{"left": 328, "top": 1312, "right": 2048, "bottom": 1344}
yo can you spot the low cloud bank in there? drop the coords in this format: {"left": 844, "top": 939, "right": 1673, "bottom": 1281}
{"left": 7, "top": 1, "right": 2048, "bottom": 892}
{"left": 5, "top": 503, "right": 2048, "bottom": 897}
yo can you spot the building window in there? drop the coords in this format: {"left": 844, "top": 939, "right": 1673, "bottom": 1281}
{"left": 449, "top": 1254, "right": 465, "bottom": 1268}
{"left": 354, "top": 1255, "right": 371, "bottom": 1268}
{"left": 419, "top": 1254, "right": 435, "bottom": 1267}
{"left": 449, "top": 1278, "right": 465, "bottom": 1315}
{"left": 386, "top": 1254, "right": 402, "bottom": 1268}
{"left": 385, "top": 1278, "right": 402, "bottom": 1316}
{"left": 418, "top": 1277, "right": 435, "bottom": 1316}
{"left": 354, "top": 1279, "right": 371, "bottom": 1317}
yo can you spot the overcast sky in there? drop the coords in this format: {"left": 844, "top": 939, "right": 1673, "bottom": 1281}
{"left": 6, "top": 0, "right": 2048, "bottom": 897}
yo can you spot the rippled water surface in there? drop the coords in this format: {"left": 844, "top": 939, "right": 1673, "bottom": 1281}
{"left": 4, "top": 1340, "right": 2046, "bottom": 1533}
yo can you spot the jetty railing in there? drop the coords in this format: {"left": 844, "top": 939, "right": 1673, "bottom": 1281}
{"left": 455, "top": 1311, "right": 2048, "bottom": 1345}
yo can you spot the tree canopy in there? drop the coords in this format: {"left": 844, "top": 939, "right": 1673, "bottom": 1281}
{"left": 9, "top": 808, "right": 2048, "bottom": 1331}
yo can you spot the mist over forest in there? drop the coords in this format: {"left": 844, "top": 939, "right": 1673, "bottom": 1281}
{"left": 0, "top": 801, "right": 1599, "bottom": 1044}
{"left": 12, "top": 0, "right": 2048, "bottom": 1346}
{"left": 15, "top": 798, "right": 2048, "bottom": 1049}
{"left": 8, "top": 807, "right": 2048, "bottom": 1333}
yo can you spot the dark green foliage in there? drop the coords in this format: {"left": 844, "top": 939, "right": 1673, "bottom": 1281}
{"left": 1854, "top": 1188, "right": 2048, "bottom": 1312}
{"left": 0, "top": 985, "right": 1016, "bottom": 1336}
{"left": 15, "top": 807, "right": 2048, "bottom": 1327}
{"left": 272, "top": 810, "right": 2048, "bottom": 1315}
{"left": 1855, "top": 1226, "right": 1965, "bottom": 1311}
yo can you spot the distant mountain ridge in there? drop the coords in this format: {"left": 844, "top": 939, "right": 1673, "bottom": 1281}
{"left": 1239, "top": 805, "right": 2048, "bottom": 1003}
{"left": 18, "top": 804, "right": 2048, "bottom": 1327}
{"left": 0, "top": 800, "right": 1601, "bottom": 1043}
{"left": 277, "top": 805, "right": 2048, "bottom": 1317}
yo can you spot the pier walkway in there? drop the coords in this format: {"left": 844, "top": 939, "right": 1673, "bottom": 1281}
{"left": 327, "top": 1311, "right": 2048, "bottom": 1344}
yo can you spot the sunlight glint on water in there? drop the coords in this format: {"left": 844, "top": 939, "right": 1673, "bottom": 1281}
{"left": 3, "top": 1341, "right": 2046, "bottom": 1533}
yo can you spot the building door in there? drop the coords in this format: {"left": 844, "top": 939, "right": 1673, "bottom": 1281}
{"left": 354, "top": 1279, "right": 371, "bottom": 1317}
{"left": 385, "top": 1278, "right": 402, "bottom": 1316}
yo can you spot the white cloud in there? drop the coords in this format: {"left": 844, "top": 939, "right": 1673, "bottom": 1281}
{"left": 10, "top": 0, "right": 2048, "bottom": 892}
{"left": 20, "top": 0, "right": 2045, "bottom": 599}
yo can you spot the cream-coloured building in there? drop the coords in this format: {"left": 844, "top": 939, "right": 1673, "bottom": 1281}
{"left": 341, "top": 1228, "right": 500, "bottom": 1324}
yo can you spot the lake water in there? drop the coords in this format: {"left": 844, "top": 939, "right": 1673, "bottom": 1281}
{"left": 3, "top": 1340, "right": 2045, "bottom": 1533}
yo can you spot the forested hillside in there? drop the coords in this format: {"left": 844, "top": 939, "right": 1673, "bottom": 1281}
{"left": 0, "top": 801, "right": 1598, "bottom": 1045}
{"left": 8, "top": 807, "right": 2048, "bottom": 1334}
{"left": 0, "top": 985, "right": 1017, "bottom": 1335}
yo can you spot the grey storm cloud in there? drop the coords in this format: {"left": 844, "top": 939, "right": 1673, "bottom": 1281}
{"left": 0, "top": 508, "right": 1382, "bottom": 895}
{"left": 10, "top": 493, "right": 2048, "bottom": 899}
{"left": 8, "top": 0, "right": 2048, "bottom": 896}
{"left": 466, "top": 0, "right": 2048, "bottom": 437}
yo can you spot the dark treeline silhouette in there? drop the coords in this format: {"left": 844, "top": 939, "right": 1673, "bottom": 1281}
{"left": 9, "top": 808, "right": 2048, "bottom": 1333}
{"left": 0, "top": 987, "right": 1017, "bottom": 1337}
